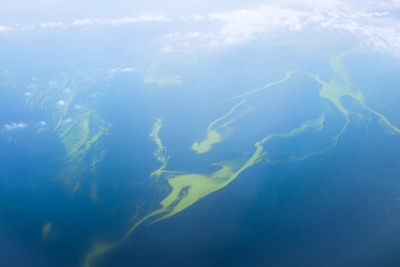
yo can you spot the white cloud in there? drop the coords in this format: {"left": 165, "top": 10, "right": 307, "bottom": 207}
{"left": 73, "top": 14, "right": 170, "bottom": 27}
{"left": 161, "top": 46, "right": 173, "bottom": 53}
{"left": 40, "top": 22, "right": 64, "bottom": 28}
{"left": 160, "top": 6, "right": 309, "bottom": 51}
{"left": 109, "top": 67, "right": 135, "bottom": 74}
{"left": 159, "top": 32, "right": 212, "bottom": 52}
{"left": 120, "top": 67, "right": 135, "bottom": 72}
{"left": 73, "top": 18, "right": 93, "bottom": 26}
{"left": 57, "top": 100, "right": 66, "bottom": 106}
{"left": 0, "top": 25, "right": 12, "bottom": 32}
{"left": 159, "top": 3, "right": 400, "bottom": 57}
{"left": 0, "top": 13, "right": 171, "bottom": 33}
{"left": 63, "top": 118, "right": 72, "bottom": 124}
{"left": 35, "top": 121, "right": 47, "bottom": 133}
{"left": 0, "top": 2, "right": 399, "bottom": 58}
{"left": 178, "top": 15, "right": 204, "bottom": 21}
{"left": 208, "top": 6, "right": 307, "bottom": 46}
{"left": 21, "top": 25, "right": 36, "bottom": 31}
{"left": 4, "top": 122, "right": 27, "bottom": 131}
{"left": 364, "top": 0, "right": 400, "bottom": 10}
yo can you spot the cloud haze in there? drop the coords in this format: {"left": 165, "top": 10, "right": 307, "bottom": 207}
{"left": 3, "top": 122, "right": 28, "bottom": 131}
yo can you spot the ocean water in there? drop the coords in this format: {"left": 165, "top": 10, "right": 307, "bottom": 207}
{"left": 1, "top": 13, "right": 400, "bottom": 267}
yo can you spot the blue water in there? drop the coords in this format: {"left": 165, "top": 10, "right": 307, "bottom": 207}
{"left": 1, "top": 22, "right": 400, "bottom": 267}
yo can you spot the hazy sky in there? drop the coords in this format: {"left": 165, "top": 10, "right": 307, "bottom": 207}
{"left": 0, "top": 0, "right": 264, "bottom": 24}
{"left": 1, "top": 0, "right": 400, "bottom": 58}
{"left": 1, "top": 0, "right": 399, "bottom": 24}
